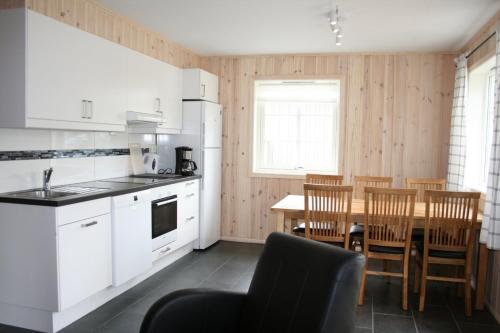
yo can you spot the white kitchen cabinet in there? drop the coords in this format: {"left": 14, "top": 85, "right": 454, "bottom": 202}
{"left": 58, "top": 214, "right": 112, "bottom": 310}
{"left": 127, "top": 49, "right": 183, "bottom": 133}
{"left": 0, "top": 8, "right": 127, "bottom": 131}
{"left": 183, "top": 69, "right": 219, "bottom": 103}
{"left": 0, "top": 198, "right": 112, "bottom": 312}
{"left": 177, "top": 180, "right": 200, "bottom": 247}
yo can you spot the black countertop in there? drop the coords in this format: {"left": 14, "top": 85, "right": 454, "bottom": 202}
{"left": 0, "top": 175, "right": 202, "bottom": 207}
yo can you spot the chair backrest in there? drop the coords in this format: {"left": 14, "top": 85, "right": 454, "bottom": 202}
{"left": 423, "top": 190, "right": 480, "bottom": 253}
{"left": 363, "top": 187, "right": 416, "bottom": 249}
{"left": 305, "top": 174, "right": 343, "bottom": 185}
{"left": 406, "top": 178, "right": 446, "bottom": 202}
{"left": 239, "top": 232, "right": 365, "bottom": 333}
{"left": 353, "top": 176, "right": 393, "bottom": 199}
{"left": 304, "top": 184, "right": 353, "bottom": 249}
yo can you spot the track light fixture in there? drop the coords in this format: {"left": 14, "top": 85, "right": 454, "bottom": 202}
{"left": 328, "top": 4, "right": 344, "bottom": 46}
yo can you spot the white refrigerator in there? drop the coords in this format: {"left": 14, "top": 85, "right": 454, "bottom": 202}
{"left": 170, "top": 101, "right": 222, "bottom": 249}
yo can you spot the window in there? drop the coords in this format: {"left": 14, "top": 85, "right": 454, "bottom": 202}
{"left": 252, "top": 79, "right": 340, "bottom": 176}
{"left": 464, "top": 57, "right": 496, "bottom": 192}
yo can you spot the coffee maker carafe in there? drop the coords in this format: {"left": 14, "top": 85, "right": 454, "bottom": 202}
{"left": 175, "top": 146, "right": 198, "bottom": 176}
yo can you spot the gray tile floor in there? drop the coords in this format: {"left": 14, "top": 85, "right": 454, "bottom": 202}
{"left": 1, "top": 241, "right": 499, "bottom": 333}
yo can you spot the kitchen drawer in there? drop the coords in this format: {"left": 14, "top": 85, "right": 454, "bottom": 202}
{"left": 151, "top": 183, "right": 181, "bottom": 200}
{"left": 151, "top": 243, "right": 175, "bottom": 262}
{"left": 56, "top": 197, "right": 111, "bottom": 226}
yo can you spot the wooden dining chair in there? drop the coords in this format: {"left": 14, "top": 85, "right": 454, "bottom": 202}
{"left": 305, "top": 174, "right": 344, "bottom": 185}
{"left": 302, "top": 184, "right": 353, "bottom": 250}
{"left": 353, "top": 176, "right": 393, "bottom": 200}
{"left": 414, "top": 190, "right": 480, "bottom": 316}
{"left": 350, "top": 176, "right": 394, "bottom": 246}
{"left": 358, "top": 187, "right": 417, "bottom": 310}
{"left": 406, "top": 178, "right": 446, "bottom": 202}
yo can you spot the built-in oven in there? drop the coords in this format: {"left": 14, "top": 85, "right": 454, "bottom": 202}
{"left": 151, "top": 194, "right": 178, "bottom": 251}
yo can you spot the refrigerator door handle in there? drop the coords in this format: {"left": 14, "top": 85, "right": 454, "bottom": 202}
{"left": 202, "top": 122, "right": 205, "bottom": 147}
{"left": 201, "top": 150, "right": 204, "bottom": 190}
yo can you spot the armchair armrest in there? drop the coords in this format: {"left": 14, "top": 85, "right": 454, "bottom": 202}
{"left": 140, "top": 288, "right": 246, "bottom": 333}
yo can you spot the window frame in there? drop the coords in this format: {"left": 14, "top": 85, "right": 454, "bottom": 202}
{"left": 249, "top": 75, "right": 345, "bottom": 179}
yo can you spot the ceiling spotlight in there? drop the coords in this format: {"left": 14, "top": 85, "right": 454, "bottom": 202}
{"left": 337, "top": 29, "right": 343, "bottom": 38}
{"left": 335, "top": 36, "right": 342, "bottom": 46}
{"left": 332, "top": 25, "right": 340, "bottom": 33}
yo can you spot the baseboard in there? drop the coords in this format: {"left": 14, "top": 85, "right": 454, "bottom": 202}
{"left": 220, "top": 236, "right": 265, "bottom": 244}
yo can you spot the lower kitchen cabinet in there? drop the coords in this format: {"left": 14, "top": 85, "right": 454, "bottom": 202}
{"left": 58, "top": 214, "right": 112, "bottom": 310}
{"left": 0, "top": 198, "right": 112, "bottom": 312}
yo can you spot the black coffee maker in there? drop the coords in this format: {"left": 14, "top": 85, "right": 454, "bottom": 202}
{"left": 175, "top": 146, "right": 198, "bottom": 176}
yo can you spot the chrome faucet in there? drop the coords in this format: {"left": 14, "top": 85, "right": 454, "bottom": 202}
{"left": 43, "top": 167, "right": 53, "bottom": 191}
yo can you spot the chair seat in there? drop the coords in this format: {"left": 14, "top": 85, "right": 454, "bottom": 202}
{"left": 293, "top": 223, "right": 359, "bottom": 236}
{"left": 416, "top": 242, "right": 466, "bottom": 259}
{"left": 369, "top": 245, "right": 404, "bottom": 254}
{"left": 349, "top": 224, "right": 364, "bottom": 238}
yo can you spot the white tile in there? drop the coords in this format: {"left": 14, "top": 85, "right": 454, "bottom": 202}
{"left": 50, "top": 157, "right": 95, "bottom": 186}
{"left": 0, "top": 129, "right": 51, "bottom": 151}
{"left": 94, "top": 156, "right": 130, "bottom": 180}
{"left": 0, "top": 160, "right": 51, "bottom": 193}
{"left": 94, "top": 132, "right": 129, "bottom": 149}
{"left": 50, "top": 130, "right": 94, "bottom": 150}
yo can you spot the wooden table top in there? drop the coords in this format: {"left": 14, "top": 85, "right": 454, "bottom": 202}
{"left": 271, "top": 195, "right": 483, "bottom": 224}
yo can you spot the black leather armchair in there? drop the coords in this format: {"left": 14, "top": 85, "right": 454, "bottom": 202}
{"left": 140, "top": 232, "right": 365, "bottom": 333}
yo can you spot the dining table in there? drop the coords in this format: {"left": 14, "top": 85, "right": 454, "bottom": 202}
{"left": 271, "top": 194, "right": 488, "bottom": 310}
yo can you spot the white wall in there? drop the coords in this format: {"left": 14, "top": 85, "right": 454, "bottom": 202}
{"left": 0, "top": 129, "right": 164, "bottom": 193}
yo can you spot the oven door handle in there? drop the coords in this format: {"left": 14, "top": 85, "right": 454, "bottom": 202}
{"left": 154, "top": 198, "right": 177, "bottom": 207}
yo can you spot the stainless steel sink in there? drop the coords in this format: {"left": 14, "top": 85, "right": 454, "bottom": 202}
{"left": 10, "top": 190, "right": 79, "bottom": 199}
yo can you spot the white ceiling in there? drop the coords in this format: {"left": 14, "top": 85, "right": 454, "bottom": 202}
{"left": 99, "top": 0, "right": 500, "bottom": 56}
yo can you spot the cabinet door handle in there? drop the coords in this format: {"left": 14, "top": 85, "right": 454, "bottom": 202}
{"left": 185, "top": 193, "right": 195, "bottom": 198}
{"left": 81, "top": 221, "right": 98, "bottom": 228}
{"left": 155, "top": 98, "right": 161, "bottom": 112}
{"left": 88, "top": 100, "right": 93, "bottom": 119}
{"left": 186, "top": 216, "right": 195, "bottom": 221}
{"left": 201, "top": 84, "right": 206, "bottom": 97}
{"left": 160, "top": 247, "right": 171, "bottom": 254}
{"left": 185, "top": 182, "right": 195, "bottom": 186}
{"left": 81, "top": 100, "right": 88, "bottom": 119}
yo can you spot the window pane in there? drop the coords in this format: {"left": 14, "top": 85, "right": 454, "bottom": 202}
{"left": 253, "top": 80, "right": 340, "bottom": 175}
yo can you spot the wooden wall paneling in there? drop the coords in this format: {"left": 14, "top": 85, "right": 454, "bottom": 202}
{"left": 201, "top": 53, "right": 455, "bottom": 242}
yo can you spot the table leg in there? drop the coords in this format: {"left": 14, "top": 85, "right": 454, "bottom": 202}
{"left": 276, "top": 211, "right": 285, "bottom": 233}
{"left": 475, "top": 243, "right": 488, "bottom": 310}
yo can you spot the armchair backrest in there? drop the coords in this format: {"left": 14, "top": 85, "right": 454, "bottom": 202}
{"left": 238, "top": 232, "right": 365, "bottom": 333}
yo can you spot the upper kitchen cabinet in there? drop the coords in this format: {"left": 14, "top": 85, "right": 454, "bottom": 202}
{"left": 0, "top": 8, "right": 127, "bottom": 131}
{"left": 183, "top": 69, "right": 219, "bottom": 103}
{"left": 127, "top": 49, "right": 183, "bottom": 133}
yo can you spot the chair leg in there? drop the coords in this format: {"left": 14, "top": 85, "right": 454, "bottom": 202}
{"left": 402, "top": 257, "right": 409, "bottom": 311}
{"left": 465, "top": 265, "right": 472, "bottom": 316}
{"left": 384, "top": 260, "right": 391, "bottom": 281}
{"left": 413, "top": 252, "right": 421, "bottom": 294}
{"left": 419, "top": 257, "right": 429, "bottom": 312}
{"left": 358, "top": 262, "right": 368, "bottom": 305}
{"left": 456, "top": 266, "right": 464, "bottom": 298}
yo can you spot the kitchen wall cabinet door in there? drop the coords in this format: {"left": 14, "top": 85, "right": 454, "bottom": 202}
{"left": 57, "top": 214, "right": 112, "bottom": 310}
{"left": 183, "top": 69, "right": 219, "bottom": 103}
{"left": 26, "top": 10, "right": 127, "bottom": 128}
{"left": 126, "top": 49, "right": 162, "bottom": 116}
{"left": 159, "top": 64, "right": 183, "bottom": 131}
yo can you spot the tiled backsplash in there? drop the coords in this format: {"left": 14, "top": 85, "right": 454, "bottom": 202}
{"left": 0, "top": 129, "right": 161, "bottom": 193}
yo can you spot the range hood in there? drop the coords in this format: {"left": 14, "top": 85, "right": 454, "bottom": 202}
{"left": 126, "top": 111, "right": 181, "bottom": 134}
{"left": 127, "top": 111, "right": 163, "bottom": 124}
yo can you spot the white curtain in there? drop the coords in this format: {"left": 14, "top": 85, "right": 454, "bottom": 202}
{"left": 481, "top": 27, "right": 500, "bottom": 250}
{"left": 446, "top": 54, "right": 468, "bottom": 190}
